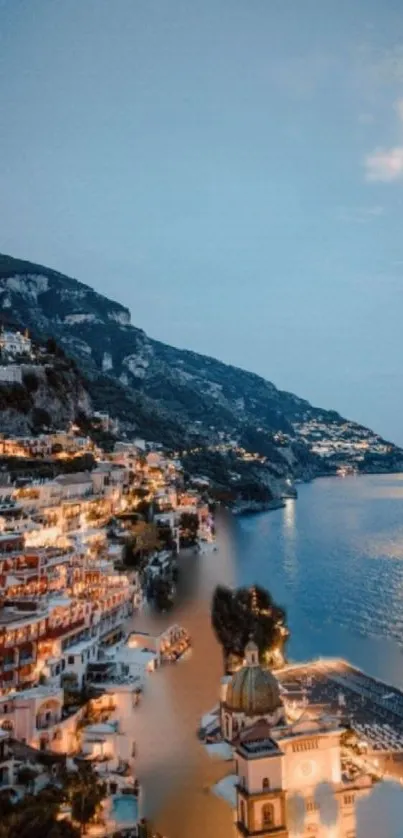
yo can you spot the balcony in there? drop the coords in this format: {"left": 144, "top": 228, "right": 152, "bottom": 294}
{"left": 4, "top": 622, "right": 43, "bottom": 647}
{"left": 47, "top": 618, "right": 86, "bottom": 639}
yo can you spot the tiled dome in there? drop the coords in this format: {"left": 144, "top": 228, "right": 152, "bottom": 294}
{"left": 226, "top": 657, "right": 282, "bottom": 716}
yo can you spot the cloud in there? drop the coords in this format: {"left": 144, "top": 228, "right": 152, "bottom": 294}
{"left": 365, "top": 147, "right": 403, "bottom": 181}
{"left": 364, "top": 98, "right": 403, "bottom": 182}
{"left": 335, "top": 205, "right": 384, "bottom": 222}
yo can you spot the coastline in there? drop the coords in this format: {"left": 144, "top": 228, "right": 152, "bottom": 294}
{"left": 228, "top": 468, "right": 403, "bottom": 518}
{"left": 231, "top": 497, "right": 286, "bottom": 516}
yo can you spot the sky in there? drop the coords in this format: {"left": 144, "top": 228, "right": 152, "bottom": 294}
{"left": 1, "top": 0, "right": 403, "bottom": 443}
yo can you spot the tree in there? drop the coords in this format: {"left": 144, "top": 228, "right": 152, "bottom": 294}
{"left": 179, "top": 512, "right": 199, "bottom": 547}
{"left": 68, "top": 764, "right": 106, "bottom": 835}
{"left": 124, "top": 522, "right": 161, "bottom": 568}
{"left": 211, "top": 584, "right": 288, "bottom": 671}
{"left": 31, "top": 407, "right": 51, "bottom": 431}
{"left": 156, "top": 521, "right": 176, "bottom": 552}
{"left": 0, "top": 785, "right": 79, "bottom": 838}
{"left": 148, "top": 576, "right": 175, "bottom": 612}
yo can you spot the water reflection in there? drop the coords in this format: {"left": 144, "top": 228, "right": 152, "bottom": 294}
{"left": 283, "top": 498, "right": 298, "bottom": 587}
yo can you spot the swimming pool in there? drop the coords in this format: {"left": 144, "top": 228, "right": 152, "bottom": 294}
{"left": 112, "top": 794, "right": 138, "bottom": 824}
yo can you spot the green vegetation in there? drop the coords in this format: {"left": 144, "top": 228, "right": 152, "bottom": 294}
{"left": 179, "top": 511, "right": 199, "bottom": 547}
{"left": 68, "top": 764, "right": 106, "bottom": 834}
{"left": 0, "top": 784, "right": 79, "bottom": 838}
{"left": 182, "top": 446, "right": 275, "bottom": 504}
{"left": 211, "top": 584, "right": 288, "bottom": 670}
{"left": 0, "top": 383, "right": 31, "bottom": 413}
{"left": 31, "top": 407, "right": 51, "bottom": 431}
{"left": 147, "top": 576, "right": 175, "bottom": 612}
{"left": 123, "top": 522, "right": 161, "bottom": 570}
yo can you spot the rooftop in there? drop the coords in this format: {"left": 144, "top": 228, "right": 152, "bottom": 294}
{"left": 236, "top": 721, "right": 282, "bottom": 758}
{"left": 55, "top": 472, "right": 92, "bottom": 486}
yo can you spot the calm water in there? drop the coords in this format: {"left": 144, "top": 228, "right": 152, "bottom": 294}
{"left": 236, "top": 473, "right": 403, "bottom": 685}
{"left": 126, "top": 473, "right": 403, "bottom": 838}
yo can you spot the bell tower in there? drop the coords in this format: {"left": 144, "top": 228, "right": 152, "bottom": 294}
{"left": 245, "top": 639, "right": 259, "bottom": 667}
{"left": 235, "top": 723, "right": 287, "bottom": 837}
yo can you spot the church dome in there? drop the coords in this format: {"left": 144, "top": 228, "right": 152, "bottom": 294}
{"left": 225, "top": 643, "right": 282, "bottom": 716}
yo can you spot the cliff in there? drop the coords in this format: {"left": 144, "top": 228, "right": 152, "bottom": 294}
{"left": 1, "top": 252, "right": 402, "bottom": 493}
{"left": 0, "top": 343, "right": 92, "bottom": 436}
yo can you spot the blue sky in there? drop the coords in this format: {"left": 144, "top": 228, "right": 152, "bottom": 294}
{"left": 1, "top": 0, "right": 403, "bottom": 442}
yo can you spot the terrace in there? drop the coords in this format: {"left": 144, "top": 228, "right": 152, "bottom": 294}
{"left": 278, "top": 659, "right": 403, "bottom": 755}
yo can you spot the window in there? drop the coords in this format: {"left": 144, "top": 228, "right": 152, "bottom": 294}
{"left": 344, "top": 794, "right": 355, "bottom": 805}
{"left": 68, "top": 655, "right": 75, "bottom": 665}
{"left": 262, "top": 777, "right": 270, "bottom": 789}
{"left": 306, "top": 799, "right": 318, "bottom": 812}
{"left": 240, "top": 801, "right": 246, "bottom": 825}
{"left": 292, "top": 738, "right": 318, "bottom": 753}
{"left": 262, "top": 804, "right": 273, "bottom": 826}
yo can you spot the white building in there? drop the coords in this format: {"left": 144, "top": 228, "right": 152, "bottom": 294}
{"left": 0, "top": 330, "right": 33, "bottom": 358}
{"left": 215, "top": 641, "right": 372, "bottom": 837}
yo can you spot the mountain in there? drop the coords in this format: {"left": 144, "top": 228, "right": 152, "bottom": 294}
{"left": 0, "top": 341, "right": 91, "bottom": 436}
{"left": 1, "top": 252, "right": 402, "bottom": 489}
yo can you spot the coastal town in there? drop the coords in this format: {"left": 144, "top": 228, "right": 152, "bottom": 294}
{"left": 1, "top": 328, "right": 403, "bottom": 836}
{"left": 0, "top": 405, "right": 215, "bottom": 836}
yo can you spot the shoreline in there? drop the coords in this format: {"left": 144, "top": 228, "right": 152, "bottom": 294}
{"left": 238, "top": 468, "right": 403, "bottom": 516}
{"left": 227, "top": 468, "right": 403, "bottom": 518}
{"left": 231, "top": 497, "right": 285, "bottom": 516}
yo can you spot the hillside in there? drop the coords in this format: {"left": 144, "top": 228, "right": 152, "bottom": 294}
{"left": 0, "top": 252, "right": 402, "bottom": 485}
{"left": 0, "top": 341, "right": 91, "bottom": 436}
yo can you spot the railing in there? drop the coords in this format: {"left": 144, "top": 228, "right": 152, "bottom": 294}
{"left": 5, "top": 634, "right": 27, "bottom": 648}
{"left": 47, "top": 618, "right": 86, "bottom": 639}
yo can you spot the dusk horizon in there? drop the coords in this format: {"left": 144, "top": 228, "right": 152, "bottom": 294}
{"left": 3, "top": 5, "right": 403, "bottom": 837}
{"left": 1, "top": 245, "right": 401, "bottom": 449}
{"left": 2, "top": 1, "right": 403, "bottom": 444}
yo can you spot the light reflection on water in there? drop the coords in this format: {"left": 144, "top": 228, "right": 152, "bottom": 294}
{"left": 124, "top": 477, "right": 403, "bottom": 837}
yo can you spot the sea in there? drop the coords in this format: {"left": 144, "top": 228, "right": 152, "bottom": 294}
{"left": 125, "top": 473, "right": 403, "bottom": 838}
